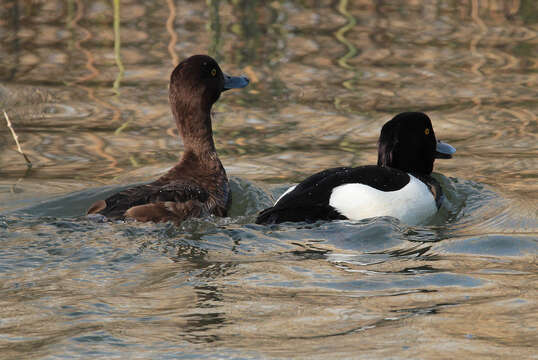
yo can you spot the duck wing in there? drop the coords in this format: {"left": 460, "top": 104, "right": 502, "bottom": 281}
{"left": 255, "top": 165, "right": 410, "bottom": 224}
{"left": 87, "top": 180, "right": 209, "bottom": 221}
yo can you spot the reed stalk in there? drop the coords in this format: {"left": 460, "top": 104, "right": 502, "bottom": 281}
{"left": 4, "top": 110, "right": 32, "bottom": 168}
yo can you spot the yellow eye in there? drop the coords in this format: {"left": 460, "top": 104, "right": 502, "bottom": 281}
{"left": 211, "top": 68, "right": 217, "bottom": 77}
{"left": 425, "top": 128, "right": 430, "bottom": 135}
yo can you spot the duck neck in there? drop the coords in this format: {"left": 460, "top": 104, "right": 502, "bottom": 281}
{"left": 172, "top": 104, "right": 218, "bottom": 162}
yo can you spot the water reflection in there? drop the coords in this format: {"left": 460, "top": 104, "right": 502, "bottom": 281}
{"left": 2, "top": 1, "right": 536, "bottom": 194}
{"left": 0, "top": 0, "right": 537, "bottom": 359}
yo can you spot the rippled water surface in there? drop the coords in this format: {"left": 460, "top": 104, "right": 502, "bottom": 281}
{"left": 1, "top": 1, "right": 537, "bottom": 359}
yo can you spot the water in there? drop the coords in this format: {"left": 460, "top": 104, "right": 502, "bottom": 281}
{"left": 1, "top": 1, "right": 537, "bottom": 359}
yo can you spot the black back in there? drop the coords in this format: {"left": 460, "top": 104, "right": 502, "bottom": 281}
{"left": 255, "top": 166, "right": 410, "bottom": 224}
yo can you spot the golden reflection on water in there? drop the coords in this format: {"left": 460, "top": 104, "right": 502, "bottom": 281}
{"left": 0, "top": 1, "right": 537, "bottom": 358}
{"left": 1, "top": 0, "right": 533, "bottom": 197}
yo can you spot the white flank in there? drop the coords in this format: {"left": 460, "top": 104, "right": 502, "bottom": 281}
{"left": 275, "top": 185, "right": 297, "bottom": 205}
{"left": 329, "top": 174, "right": 437, "bottom": 225}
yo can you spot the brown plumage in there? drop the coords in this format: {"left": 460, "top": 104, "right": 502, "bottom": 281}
{"left": 87, "top": 55, "right": 249, "bottom": 224}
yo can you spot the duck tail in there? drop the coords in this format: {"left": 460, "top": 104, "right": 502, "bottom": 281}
{"left": 255, "top": 206, "right": 281, "bottom": 224}
{"left": 256, "top": 204, "right": 345, "bottom": 224}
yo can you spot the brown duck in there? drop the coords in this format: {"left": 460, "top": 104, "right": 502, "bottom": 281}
{"left": 87, "top": 55, "right": 249, "bottom": 223}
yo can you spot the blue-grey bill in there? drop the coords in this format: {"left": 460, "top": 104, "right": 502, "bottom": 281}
{"left": 223, "top": 73, "right": 249, "bottom": 90}
{"left": 435, "top": 140, "right": 456, "bottom": 159}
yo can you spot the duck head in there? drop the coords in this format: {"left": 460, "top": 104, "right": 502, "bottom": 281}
{"left": 170, "top": 55, "right": 249, "bottom": 111}
{"left": 377, "top": 112, "right": 456, "bottom": 175}
{"left": 169, "top": 55, "right": 249, "bottom": 152}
